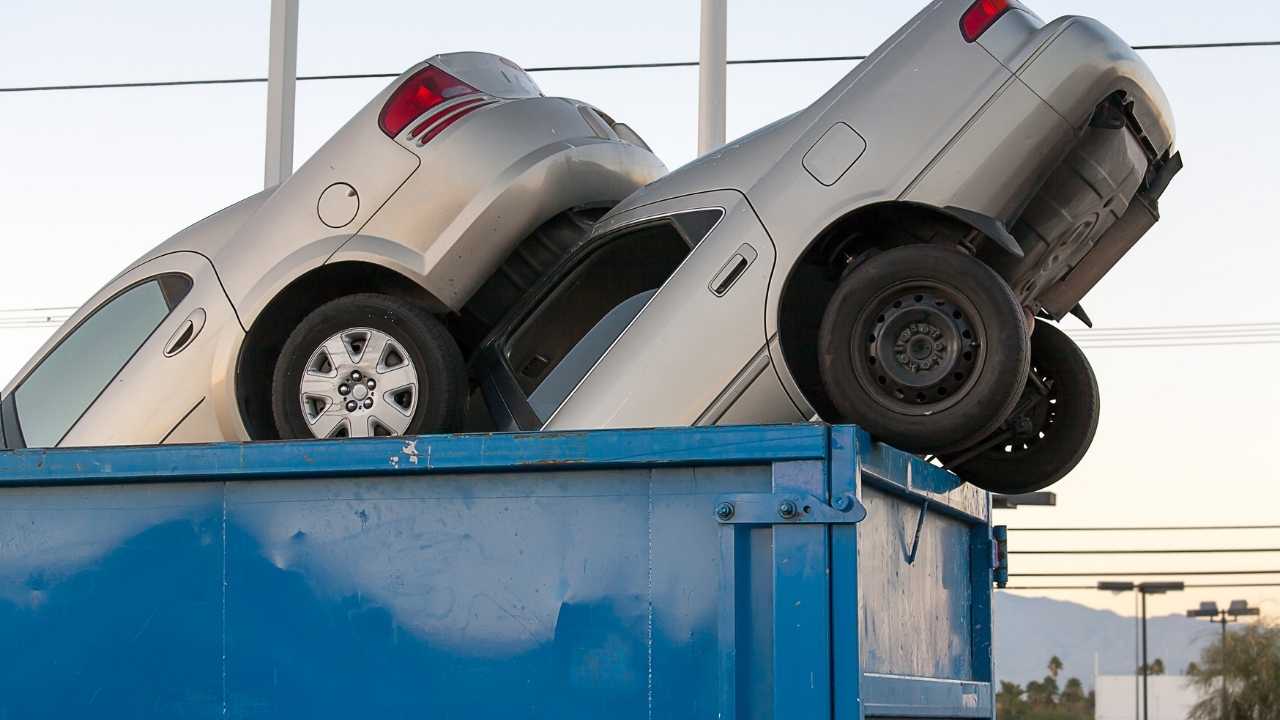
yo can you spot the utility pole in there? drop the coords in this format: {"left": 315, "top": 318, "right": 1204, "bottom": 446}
{"left": 1188, "top": 599, "right": 1261, "bottom": 720}
{"left": 697, "top": 0, "right": 727, "bottom": 155}
{"left": 265, "top": 0, "right": 299, "bottom": 188}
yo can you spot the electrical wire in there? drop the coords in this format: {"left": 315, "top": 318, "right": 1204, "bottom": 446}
{"left": 1008, "top": 525, "right": 1280, "bottom": 532}
{"left": 1066, "top": 322, "right": 1280, "bottom": 350}
{"left": 1001, "top": 582, "right": 1280, "bottom": 590}
{"left": 3, "top": 40, "right": 1280, "bottom": 94}
{"left": 1010, "top": 570, "right": 1280, "bottom": 577}
{"left": 1009, "top": 548, "right": 1280, "bottom": 555}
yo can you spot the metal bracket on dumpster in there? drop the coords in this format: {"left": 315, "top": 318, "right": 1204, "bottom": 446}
{"left": 713, "top": 492, "right": 867, "bottom": 525}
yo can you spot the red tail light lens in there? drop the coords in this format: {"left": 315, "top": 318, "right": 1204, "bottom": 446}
{"left": 960, "top": 0, "right": 1015, "bottom": 43}
{"left": 379, "top": 65, "right": 478, "bottom": 138}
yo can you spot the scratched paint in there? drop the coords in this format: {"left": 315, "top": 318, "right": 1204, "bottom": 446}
{"left": 857, "top": 485, "right": 975, "bottom": 679}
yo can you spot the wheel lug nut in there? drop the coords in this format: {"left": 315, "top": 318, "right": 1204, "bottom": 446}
{"left": 366, "top": 379, "right": 376, "bottom": 390}
{"left": 351, "top": 370, "right": 362, "bottom": 381}
{"left": 363, "top": 398, "right": 374, "bottom": 409}
{"left": 345, "top": 400, "right": 358, "bottom": 412}
{"left": 338, "top": 384, "right": 350, "bottom": 396}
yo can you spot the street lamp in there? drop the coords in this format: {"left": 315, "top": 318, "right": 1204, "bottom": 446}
{"left": 1099, "top": 582, "right": 1140, "bottom": 720}
{"left": 991, "top": 491, "right": 1057, "bottom": 509}
{"left": 1098, "top": 580, "right": 1185, "bottom": 720}
{"left": 1187, "top": 599, "right": 1261, "bottom": 719}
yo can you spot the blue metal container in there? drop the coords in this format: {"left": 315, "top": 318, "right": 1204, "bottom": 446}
{"left": 0, "top": 424, "right": 996, "bottom": 719}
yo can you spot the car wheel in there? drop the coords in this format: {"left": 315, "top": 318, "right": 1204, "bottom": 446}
{"left": 943, "top": 320, "right": 1100, "bottom": 493}
{"left": 817, "top": 244, "right": 1029, "bottom": 454}
{"left": 271, "top": 293, "right": 466, "bottom": 439}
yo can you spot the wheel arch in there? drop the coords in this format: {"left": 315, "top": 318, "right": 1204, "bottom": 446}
{"left": 234, "top": 260, "right": 447, "bottom": 439}
{"left": 773, "top": 200, "right": 1011, "bottom": 419}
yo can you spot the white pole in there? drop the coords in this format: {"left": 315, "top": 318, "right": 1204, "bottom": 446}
{"left": 697, "top": 0, "right": 727, "bottom": 155}
{"left": 265, "top": 0, "right": 299, "bottom": 188}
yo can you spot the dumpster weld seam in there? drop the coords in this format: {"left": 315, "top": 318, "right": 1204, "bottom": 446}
{"left": 646, "top": 471, "right": 654, "bottom": 720}
{"left": 221, "top": 483, "right": 228, "bottom": 719}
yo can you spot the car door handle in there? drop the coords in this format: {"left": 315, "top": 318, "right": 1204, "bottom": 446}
{"left": 164, "top": 308, "right": 206, "bottom": 357}
{"left": 708, "top": 243, "right": 758, "bottom": 296}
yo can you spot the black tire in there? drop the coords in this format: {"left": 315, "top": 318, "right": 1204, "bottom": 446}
{"left": 272, "top": 293, "right": 466, "bottom": 440}
{"left": 945, "top": 320, "right": 1100, "bottom": 494}
{"left": 817, "top": 245, "right": 1029, "bottom": 454}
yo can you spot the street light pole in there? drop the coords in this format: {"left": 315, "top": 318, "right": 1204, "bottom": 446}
{"left": 1141, "top": 590, "right": 1150, "bottom": 720}
{"left": 1101, "top": 580, "right": 1184, "bottom": 720}
{"left": 697, "top": 0, "right": 727, "bottom": 154}
{"left": 1099, "top": 581, "right": 1140, "bottom": 720}
{"left": 1187, "top": 599, "right": 1262, "bottom": 720}
{"left": 265, "top": 0, "right": 299, "bottom": 188}
{"left": 1218, "top": 613, "right": 1227, "bottom": 720}
{"left": 1137, "top": 582, "right": 1184, "bottom": 720}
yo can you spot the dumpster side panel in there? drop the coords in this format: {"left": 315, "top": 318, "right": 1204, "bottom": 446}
{"left": 857, "top": 485, "right": 974, "bottom": 680}
{"left": 0, "top": 483, "right": 224, "bottom": 719}
{"left": 1, "top": 462, "right": 771, "bottom": 719}
{"left": 0, "top": 424, "right": 996, "bottom": 720}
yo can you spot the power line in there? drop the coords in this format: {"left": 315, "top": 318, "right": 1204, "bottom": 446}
{"left": 1010, "top": 548, "right": 1280, "bottom": 555}
{"left": 1076, "top": 340, "right": 1280, "bottom": 350}
{"left": 3, "top": 40, "right": 1280, "bottom": 95}
{"left": 1067, "top": 322, "right": 1280, "bottom": 350}
{"left": 1001, "top": 582, "right": 1280, "bottom": 590}
{"left": 1068, "top": 321, "right": 1280, "bottom": 333}
{"left": 1008, "top": 525, "right": 1280, "bottom": 532}
{"left": 1011, "top": 570, "right": 1280, "bottom": 577}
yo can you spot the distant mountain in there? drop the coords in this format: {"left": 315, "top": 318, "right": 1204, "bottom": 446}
{"left": 994, "top": 593, "right": 1218, "bottom": 690}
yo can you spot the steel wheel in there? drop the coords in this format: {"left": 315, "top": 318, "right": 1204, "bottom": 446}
{"left": 817, "top": 245, "right": 1029, "bottom": 454}
{"left": 852, "top": 283, "right": 985, "bottom": 416}
{"left": 943, "top": 320, "right": 1100, "bottom": 493}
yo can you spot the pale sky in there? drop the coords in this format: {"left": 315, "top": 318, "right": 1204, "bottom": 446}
{"left": 2, "top": 1, "right": 1278, "bottom": 621}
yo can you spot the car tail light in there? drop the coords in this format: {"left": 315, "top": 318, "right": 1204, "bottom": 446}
{"left": 960, "top": 0, "right": 1019, "bottom": 43}
{"left": 378, "top": 65, "right": 479, "bottom": 138}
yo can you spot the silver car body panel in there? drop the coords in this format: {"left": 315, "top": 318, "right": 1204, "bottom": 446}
{"left": 541, "top": 189, "right": 803, "bottom": 430}
{"left": 345, "top": 97, "right": 666, "bottom": 309}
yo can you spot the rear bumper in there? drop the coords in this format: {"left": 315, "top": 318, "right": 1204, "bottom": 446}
{"left": 987, "top": 16, "right": 1176, "bottom": 158}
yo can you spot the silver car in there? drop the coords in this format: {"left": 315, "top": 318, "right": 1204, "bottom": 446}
{"left": 471, "top": 0, "right": 1181, "bottom": 493}
{"left": 4, "top": 0, "right": 1180, "bottom": 496}
{"left": 0, "top": 52, "right": 664, "bottom": 450}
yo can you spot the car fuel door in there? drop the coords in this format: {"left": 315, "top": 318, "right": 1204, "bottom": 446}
{"left": 542, "top": 190, "right": 803, "bottom": 430}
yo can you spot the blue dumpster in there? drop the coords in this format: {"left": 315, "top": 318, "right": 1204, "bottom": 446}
{"left": 0, "top": 424, "right": 997, "bottom": 719}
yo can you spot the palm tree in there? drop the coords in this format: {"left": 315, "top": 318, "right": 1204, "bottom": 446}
{"left": 1188, "top": 621, "right": 1280, "bottom": 720}
{"left": 1048, "top": 655, "right": 1063, "bottom": 679}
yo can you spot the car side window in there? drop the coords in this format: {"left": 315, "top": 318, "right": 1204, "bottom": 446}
{"left": 504, "top": 222, "right": 691, "bottom": 422}
{"left": 13, "top": 274, "right": 190, "bottom": 447}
